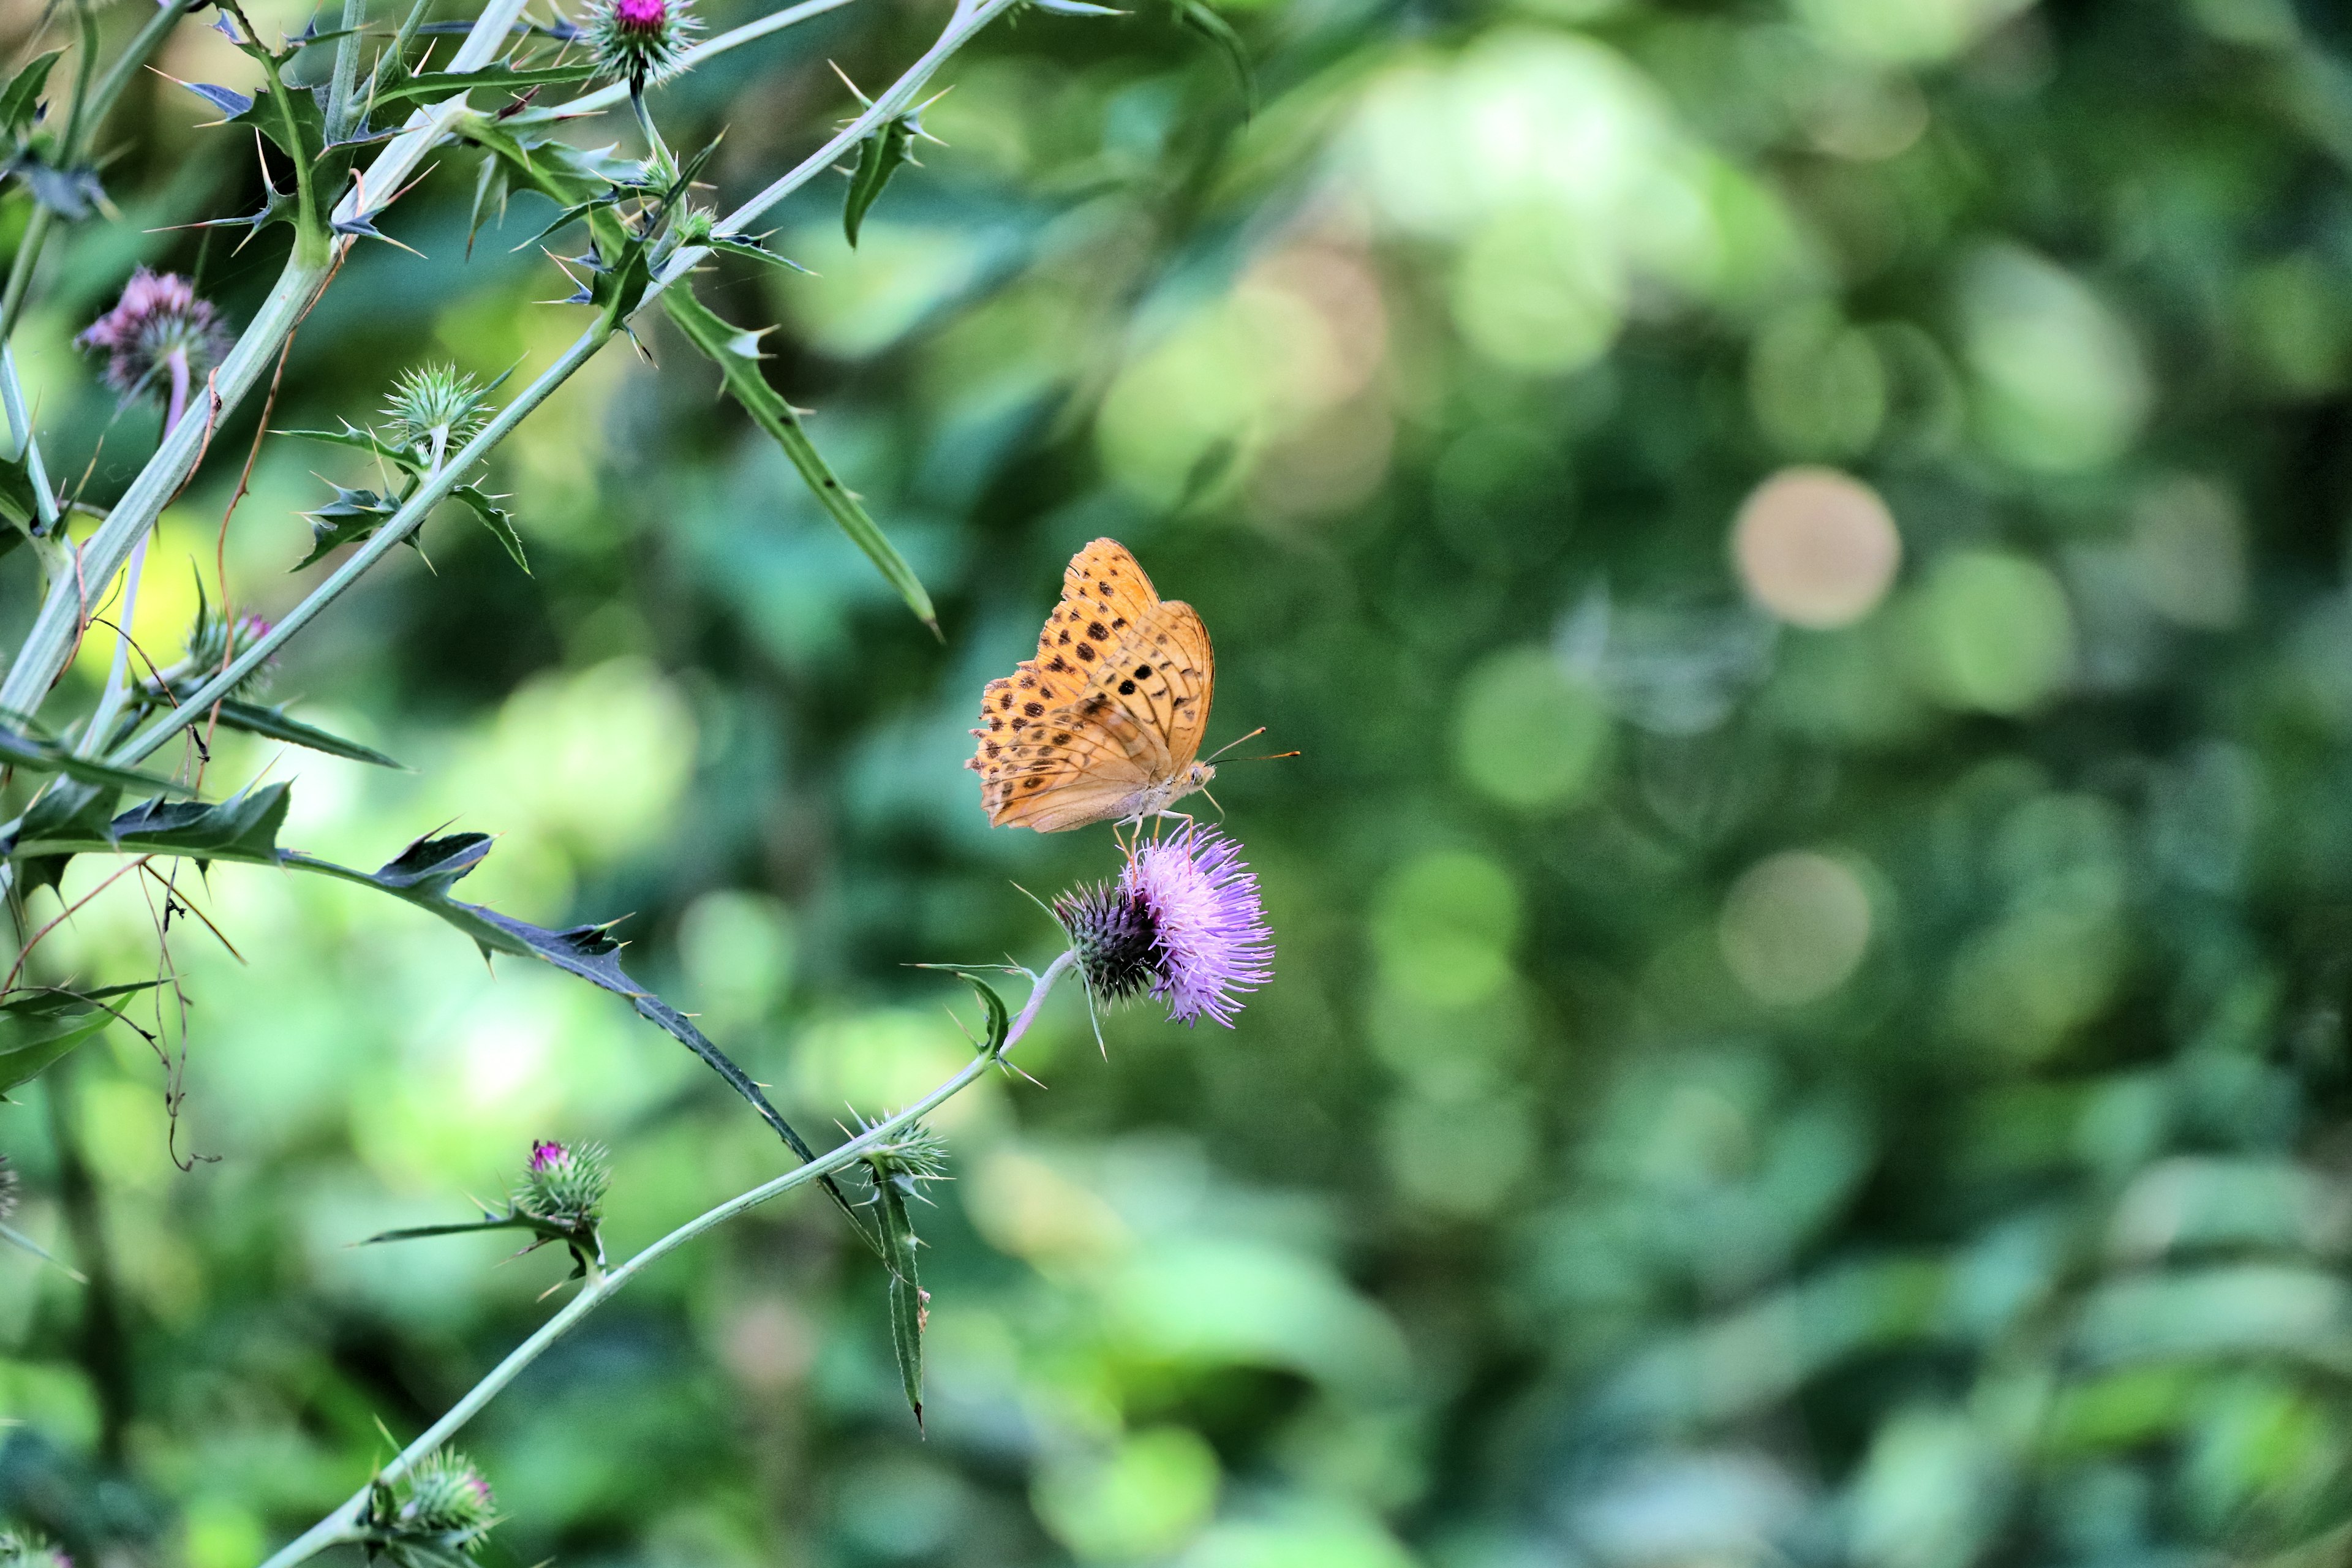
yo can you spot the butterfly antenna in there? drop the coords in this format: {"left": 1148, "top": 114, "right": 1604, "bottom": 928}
{"left": 1202, "top": 726, "right": 1267, "bottom": 764}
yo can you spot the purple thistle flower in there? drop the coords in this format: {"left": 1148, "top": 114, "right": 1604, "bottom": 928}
{"left": 529, "top": 1137, "right": 567, "bottom": 1173}
{"left": 75, "top": 268, "right": 231, "bottom": 405}
{"left": 1058, "top": 826, "right": 1273, "bottom": 1027}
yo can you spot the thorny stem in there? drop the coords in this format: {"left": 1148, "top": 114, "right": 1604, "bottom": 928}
{"left": 249, "top": 951, "right": 1077, "bottom": 1568}
{"left": 0, "top": 0, "right": 534, "bottom": 725}
{"left": 80, "top": 355, "right": 189, "bottom": 759}
{"left": 110, "top": 0, "right": 1026, "bottom": 765}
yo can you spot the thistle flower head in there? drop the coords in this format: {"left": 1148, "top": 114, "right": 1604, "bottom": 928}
{"left": 75, "top": 268, "right": 230, "bottom": 404}
{"left": 587, "top": 0, "right": 699, "bottom": 88}
{"left": 516, "top": 1139, "right": 609, "bottom": 1226}
{"left": 394, "top": 1451, "right": 497, "bottom": 1540}
{"left": 1060, "top": 826, "right": 1272, "bottom": 1027}
{"left": 382, "top": 364, "right": 494, "bottom": 464}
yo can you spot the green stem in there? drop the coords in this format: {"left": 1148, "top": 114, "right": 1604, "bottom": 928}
{"left": 78, "top": 0, "right": 200, "bottom": 159}
{"left": 250, "top": 951, "right": 1074, "bottom": 1568}
{"left": 114, "top": 0, "right": 1027, "bottom": 761}
{"left": 0, "top": 205, "right": 54, "bottom": 348}
{"left": 1, "top": 345, "right": 59, "bottom": 534}
{"left": 58, "top": 0, "right": 100, "bottom": 170}
{"left": 0, "top": 0, "right": 536, "bottom": 725}
{"left": 325, "top": 0, "right": 368, "bottom": 142}
{"left": 110, "top": 322, "right": 617, "bottom": 766}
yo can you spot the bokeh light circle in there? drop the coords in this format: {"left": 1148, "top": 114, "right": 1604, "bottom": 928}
{"left": 1732, "top": 467, "right": 1903, "bottom": 628}
{"left": 1719, "top": 850, "right": 1874, "bottom": 1005}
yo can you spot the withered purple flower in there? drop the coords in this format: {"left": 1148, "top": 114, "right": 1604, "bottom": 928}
{"left": 75, "top": 268, "right": 230, "bottom": 406}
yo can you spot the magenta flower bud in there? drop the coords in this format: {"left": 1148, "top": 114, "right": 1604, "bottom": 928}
{"left": 613, "top": 0, "right": 665, "bottom": 34}
{"left": 76, "top": 268, "right": 230, "bottom": 406}
{"left": 516, "top": 1138, "right": 609, "bottom": 1224}
{"left": 588, "top": 0, "right": 698, "bottom": 87}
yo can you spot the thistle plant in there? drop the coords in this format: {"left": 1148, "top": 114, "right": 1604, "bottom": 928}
{"left": 0, "top": 0, "right": 1263, "bottom": 1553}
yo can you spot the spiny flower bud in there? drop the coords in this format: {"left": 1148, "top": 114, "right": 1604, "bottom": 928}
{"left": 184, "top": 594, "right": 275, "bottom": 698}
{"left": 77, "top": 269, "right": 231, "bottom": 407}
{"left": 381, "top": 364, "right": 494, "bottom": 469}
{"left": 1055, "top": 878, "right": 1158, "bottom": 1006}
{"left": 588, "top": 0, "right": 699, "bottom": 89}
{"left": 0, "top": 1530, "right": 69, "bottom": 1568}
{"left": 516, "top": 1139, "right": 609, "bottom": 1227}
{"left": 861, "top": 1119, "right": 949, "bottom": 1186}
{"left": 394, "top": 1451, "right": 497, "bottom": 1540}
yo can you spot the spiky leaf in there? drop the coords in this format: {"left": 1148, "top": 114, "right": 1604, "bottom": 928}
{"left": 662, "top": 287, "right": 938, "bottom": 633}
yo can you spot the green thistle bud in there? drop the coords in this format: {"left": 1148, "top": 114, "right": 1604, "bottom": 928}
{"left": 394, "top": 1451, "right": 497, "bottom": 1544}
{"left": 382, "top": 365, "right": 494, "bottom": 469}
{"left": 516, "top": 1139, "right": 609, "bottom": 1226}
{"left": 183, "top": 587, "right": 275, "bottom": 698}
{"left": 862, "top": 1120, "right": 950, "bottom": 1186}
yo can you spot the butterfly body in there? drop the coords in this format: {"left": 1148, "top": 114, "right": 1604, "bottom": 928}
{"left": 967, "top": 539, "right": 1218, "bottom": 832}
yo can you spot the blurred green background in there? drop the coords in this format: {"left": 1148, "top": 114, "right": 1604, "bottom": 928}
{"left": 10, "top": 0, "right": 2352, "bottom": 1562}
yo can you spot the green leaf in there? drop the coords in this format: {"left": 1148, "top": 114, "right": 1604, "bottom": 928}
{"left": 0, "top": 982, "right": 158, "bottom": 1095}
{"left": 277, "top": 832, "right": 882, "bottom": 1253}
{"left": 277, "top": 422, "right": 423, "bottom": 472}
{"left": 7, "top": 783, "right": 292, "bottom": 863}
{"left": 703, "top": 233, "right": 812, "bottom": 274}
{"left": 842, "top": 117, "right": 918, "bottom": 249}
{"left": 372, "top": 61, "right": 600, "bottom": 107}
{"left": 875, "top": 1169, "right": 927, "bottom": 1429}
{"left": 0, "top": 718, "right": 191, "bottom": 797}
{"left": 296, "top": 483, "right": 404, "bottom": 568}
{"left": 0, "top": 50, "right": 62, "bottom": 138}
{"left": 453, "top": 485, "right": 528, "bottom": 572}
{"left": 202, "top": 699, "right": 405, "bottom": 769}
{"left": 225, "top": 81, "right": 326, "bottom": 164}
{"left": 1171, "top": 0, "right": 1253, "bottom": 111}
{"left": 662, "top": 287, "right": 938, "bottom": 635}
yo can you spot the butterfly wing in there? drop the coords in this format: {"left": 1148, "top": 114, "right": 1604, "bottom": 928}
{"left": 968, "top": 538, "right": 1216, "bottom": 831}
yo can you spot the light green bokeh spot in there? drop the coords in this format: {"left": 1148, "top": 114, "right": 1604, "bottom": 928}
{"left": 1453, "top": 648, "right": 1610, "bottom": 810}
{"left": 1372, "top": 851, "right": 1522, "bottom": 1008}
{"left": 1916, "top": 551, "right": 2075, "bottom": 715}
{"left": 1962, "top": 246, "right": 2150, "bottom": 473}
{"left": 1033, "top": 1427, "right": 1221, "bottom": 1562}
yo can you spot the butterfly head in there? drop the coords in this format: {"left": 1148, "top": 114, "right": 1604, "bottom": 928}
{"left": 1186, "top": 760, "right": 1217, "bottom": 794}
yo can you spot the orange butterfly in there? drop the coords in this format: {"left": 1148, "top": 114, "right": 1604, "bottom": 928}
{"left": 967, "top": 539, "right": 1219, "bottom": 831}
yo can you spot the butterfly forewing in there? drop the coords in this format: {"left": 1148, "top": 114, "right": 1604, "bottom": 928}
{"left": 967, "top": 538, "right": 1218, "bottom": 831}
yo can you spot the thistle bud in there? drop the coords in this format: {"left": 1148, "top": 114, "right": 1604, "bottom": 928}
{"left": 516, "top": 1139, "right": 609, "bottom": 1227}
{"left": 588, "top": 0, "right": 699, "bottom": 89}
{"left": 861, "top": 1119, "right": 949, "bottom": 1186}
{"left": 382, "top": 364, "right": 494, "bottom": 470}
{"left": 75, "top": 268, "right": 230, "bottom": 407}
{"left": 183, "top": 592, "right": 275, "bottom": 698}
{"left": 396, "top": 1452, "right": 497, "bottom": 1540}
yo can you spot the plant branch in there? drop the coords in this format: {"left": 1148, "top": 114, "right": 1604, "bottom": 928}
{"left": 0, "top": 0, "right": 536, "bottom": 724}
{"left": 113, "top": 0, "right": 1029, "bottom": 761}
{"left": 249, "top": 950, "right": 1074, "bottom": 1568}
